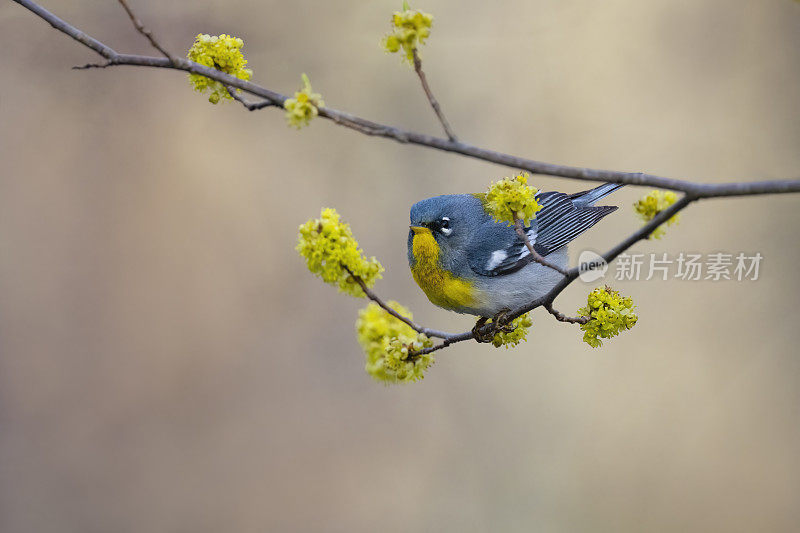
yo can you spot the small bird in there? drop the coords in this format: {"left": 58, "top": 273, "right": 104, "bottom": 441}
{"left": 407, "top": 182, "right": 623, "bottom": 328}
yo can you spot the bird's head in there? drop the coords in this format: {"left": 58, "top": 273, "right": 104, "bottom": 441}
{"left": 407, "top": 194, "right": 483, "bottom": 268}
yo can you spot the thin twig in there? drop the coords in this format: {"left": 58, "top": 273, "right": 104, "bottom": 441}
{"left": 412, "top": 49, "right": 457, "bottom": 141}
{"left": 413, "top": 337, "right": 461, "bottom": 356}
{"left": 345, "top": 268, "right": 453, "bottom": 340}
{"left": 544, "top": 303, "right": 590, "bottom": 324}
{"left": 513, "top": 218, "right": 569, "bottom": 276}
{"left": 72, "top": 60, "right": 114, "bottom": 70}
{"left": 13, "top": 0, "right": 799, "bottom": 196}
{"left": 117, "top": 0, "right": 176, "bottom": 63}
{"left": 226, "top": 86, "right": 277, "bottom": 110}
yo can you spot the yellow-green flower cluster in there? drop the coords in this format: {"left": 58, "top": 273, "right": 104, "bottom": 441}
{"left": 296, "top": 208, "right": 383, "bottom": 297}
{"left": 489, "top": 313, "right": 533, "bottom": 348}
{"left": 284, "top": 74, "right": 325, "bottom": 129}
{"left": 356, "top": 301, "right": 434, "bottom": 383}
{"left": 578, "top": 286, "right": 638, "bottom": 348}
{"left": 485, "top": 173, "right": 543, "bottom": 226}
{"left": 633, "top": 190, "right": 681, "bottom": 239}
{"left": 382, "top": 3, "right": 434, "bottom": 63}
{"left": 187, "top": 33, "right": 253, "bottom": 104}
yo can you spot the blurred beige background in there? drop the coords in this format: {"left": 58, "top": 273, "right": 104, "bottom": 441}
{"left": 1, "top": 0, "right": 799, "bottom": 531}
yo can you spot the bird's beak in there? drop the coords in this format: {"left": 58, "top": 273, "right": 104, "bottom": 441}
{"left": 409, "top": 225, "right": 429, "bottom": 235}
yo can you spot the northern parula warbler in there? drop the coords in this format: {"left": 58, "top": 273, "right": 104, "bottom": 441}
{"left": 407, "top": 182, "right": 623, "bottom": 318}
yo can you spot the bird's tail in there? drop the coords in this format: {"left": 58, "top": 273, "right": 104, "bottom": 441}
{"left": 569, "top": 183, "right": 625, "bottom": 206}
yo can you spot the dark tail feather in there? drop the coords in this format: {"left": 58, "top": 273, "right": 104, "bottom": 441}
{"left": 569, "top": 183, "right": 625, "bottom": 206}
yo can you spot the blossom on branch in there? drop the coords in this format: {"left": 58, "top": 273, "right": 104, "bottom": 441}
{"left": 187, "top": 33, "right": 252, "bottom": 104}
{"left": 578, "top": 286, "right": 638, "bottom": 348}
{"left": 382, "top": 3, "right": 434, "bottom": 63}
{"left": 490, "top": 313, "right": 533, "bottom": 348}
{"left": 284, "top": 74, "right": 325, "bottom": 129}
{"left": 296, "top": 208, "right": 383, "bottom": 297}
{"left": 633, "top": 190, "right": 681, "bottom": 239}
{"left": 356, "top": 302, "right": 434, "bottom": 383}
{"left": 484, "top": 173, "right": 542, "bottom": 226}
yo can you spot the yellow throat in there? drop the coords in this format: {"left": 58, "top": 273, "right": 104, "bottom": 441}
{"left": 410, "top": 226, "right": 475, "bottom": 310}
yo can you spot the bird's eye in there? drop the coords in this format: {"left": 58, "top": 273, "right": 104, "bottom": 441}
{"left": 439, "top": 217, "right": 452, "bottom": 235}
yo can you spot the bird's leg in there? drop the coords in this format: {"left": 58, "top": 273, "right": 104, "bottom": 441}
{"left": 492, "top": 309, "right": 517, "bottom": 333}
{"left": 472, "top": 316, "right": 495, "bottom": 343}
{"left": 472, "top": 310, "right": 516, "bottom": 343}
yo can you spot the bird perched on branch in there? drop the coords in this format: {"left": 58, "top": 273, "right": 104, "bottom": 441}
{"left": 408, "top": 182, "right": 623, "bottom": 338}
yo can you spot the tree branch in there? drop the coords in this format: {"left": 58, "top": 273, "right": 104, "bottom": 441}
{"left": 12, "top": 0, "right": 799, "bottom": 196}
{"left": 10, "top": 0, "right": 800, "bottom": 358}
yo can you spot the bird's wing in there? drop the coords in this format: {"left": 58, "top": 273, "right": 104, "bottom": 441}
{"left": 467, "top": 191, "right": 617, "bottom": 277}
{"left": 533, "top": 191, "right": 618, "bottom": 256}
{"left": 466, "top": 221, "right": 538, "bottom": 277}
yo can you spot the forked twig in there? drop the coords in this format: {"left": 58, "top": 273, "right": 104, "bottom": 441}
{"left": 117, "top": 0, "right": 177, "bottom": 63}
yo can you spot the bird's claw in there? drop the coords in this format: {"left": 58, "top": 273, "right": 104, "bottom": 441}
{"left": 493, "top": 310, "right": 517, "bottom": 333}
{"left": 472, "top": 317, "right": 493, "bottom": 343}
{"left": 472, "top": 310, "right": 516, "bottom": 343}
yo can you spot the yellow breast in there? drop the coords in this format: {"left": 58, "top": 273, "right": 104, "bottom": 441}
{"left": 410, "top": 227, "right": 476, "bottom": 310}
